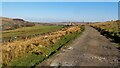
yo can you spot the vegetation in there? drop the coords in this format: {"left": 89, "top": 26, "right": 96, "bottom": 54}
{"left": 90, "top": 20, "right": 120, "bottom": 44}
{"left": 1, "top": 17, "right": 35, "bottom": 31}
{"left": 2, "top": 26, "right": 64, "bottom": 42}
{"left": 2, "top": 25, "right": 84, "bottom": 66}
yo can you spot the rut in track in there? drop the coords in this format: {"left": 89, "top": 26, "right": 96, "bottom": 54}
{"left": 37, "top": 26, "right": 119, "bottom": 66}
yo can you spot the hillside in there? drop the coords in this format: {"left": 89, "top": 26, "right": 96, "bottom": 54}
{"left": 1, "top": 17, "right": 35, "bottom": 31}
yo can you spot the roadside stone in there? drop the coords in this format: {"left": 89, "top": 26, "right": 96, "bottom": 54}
{"left": 103, "top": 46, "right": 112, "bottom": 49}
{"left": 50, "top": 62, "right": 61, "bottom": 66}
{"left": 67, "top": 47, "right": 73, "bottom": 50}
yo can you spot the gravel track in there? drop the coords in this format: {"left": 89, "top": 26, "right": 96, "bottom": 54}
{"left": 37, "top": 26, "right": 119, "bottom": 66}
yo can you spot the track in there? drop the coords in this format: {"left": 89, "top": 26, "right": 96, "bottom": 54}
{"left": 37, "top": 26, "right": 119, "bottom": 66}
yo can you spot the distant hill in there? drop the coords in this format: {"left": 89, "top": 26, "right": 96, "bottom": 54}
{"left": 1, "top": 17, "right": 35, "bottom": 31}
{"left": 0, "top": 17, "right": 86, "bottom": 31}
{"left": 0, "top": 17, "right": 58, "bottom": 31}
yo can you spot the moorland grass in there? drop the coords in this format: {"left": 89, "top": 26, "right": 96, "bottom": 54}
{"left": 7, "top": 26, "right": 85, "bottom": 67}
{"left": 2, "top": 25, "right": 64, "bottom": 42}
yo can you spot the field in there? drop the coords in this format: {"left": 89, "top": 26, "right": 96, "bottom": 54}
{"left": 90, "top": 20, "right": 120, "bottom": 44}
{"left": 2, "top": 26, "right": 64, "bottom": 42}
{"left": 2, "top": 25, "right": 85, "bottom": 66}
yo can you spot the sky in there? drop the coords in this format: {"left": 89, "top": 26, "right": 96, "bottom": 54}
{"left": 1, "top": 2, "right": 119, "bottom": 22}
{"left": 1, "top": 0, "right": 120, "bottom": 2}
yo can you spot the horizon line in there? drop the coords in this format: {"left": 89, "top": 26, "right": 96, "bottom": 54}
{"left": 1, "top": 16, "right": 118, "bottom": 23}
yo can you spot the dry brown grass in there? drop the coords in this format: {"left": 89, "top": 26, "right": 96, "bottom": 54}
{"left": 2, "top": 26, "right": 81, "bottom": 64}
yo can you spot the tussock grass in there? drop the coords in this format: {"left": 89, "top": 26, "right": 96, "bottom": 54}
{"left": 90, "top": 20, "right": 120, "bottom": 45}
{"left": 2, "top": 26, "right": 85, "bottom": 66}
